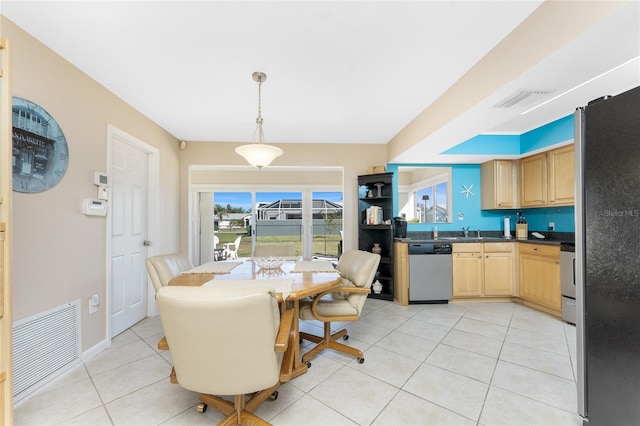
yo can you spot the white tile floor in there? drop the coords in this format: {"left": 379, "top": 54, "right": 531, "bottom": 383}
{"left": 14, "top": 300, "right": 583, "bottom": 425}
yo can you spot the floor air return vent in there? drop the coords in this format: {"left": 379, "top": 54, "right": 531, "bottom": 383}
{"left": 12, "top": 300, "right": 81, "bottom": 401}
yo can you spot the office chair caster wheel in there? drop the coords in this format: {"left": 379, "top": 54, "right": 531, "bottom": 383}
{"left": 197, "top": 402, "right": 208, "bottom": 413}
{"left": 357, "top": 357, "right": 365, "bottom": 364}
{"left": 343, "top": 335, "right": 349, "bottom": 340}
{"left": 269, "top": 391, "right": 279, "bottom": 401}
{"left": 306, "top": 361, "right": 312, "bottom": 368}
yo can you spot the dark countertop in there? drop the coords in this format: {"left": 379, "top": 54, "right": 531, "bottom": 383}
{"left": 395, "top": 231, "right": 574, "bottom": 247}
{"left": 396, "top": 237, "right": 562, "bottom": 246}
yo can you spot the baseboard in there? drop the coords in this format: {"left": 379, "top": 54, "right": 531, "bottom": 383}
{"left": 82, "top": 338, "right": 108, "bottom": 362}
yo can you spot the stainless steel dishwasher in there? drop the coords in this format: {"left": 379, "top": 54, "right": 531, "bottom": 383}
{"left": 408, "top": 243, "right": 453, "bottom": 303}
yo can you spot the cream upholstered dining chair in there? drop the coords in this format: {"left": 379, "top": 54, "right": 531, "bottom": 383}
{"left": 223, "top": 235, "right": 242, "bottom": 260}
{"left": 253, "top": 243, "right": 295, "bottom": 258}
{"left": 156, "top": 285, "right": 293, "bottom": 425}
{"left": 145, "top": 253, "right": 193, "bottom": 294}
{"left": 299, "top": 249, "right": 380, "bottom": 364}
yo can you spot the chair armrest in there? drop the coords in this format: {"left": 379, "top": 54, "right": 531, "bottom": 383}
{"left": 313, "top": 286, "right": 371, "bottom": 302}
{"left": 275, "top": 307, "right": 294, "bottom": 352}
{"left": 309, "top": 286, "right": 371, "bottom": 322}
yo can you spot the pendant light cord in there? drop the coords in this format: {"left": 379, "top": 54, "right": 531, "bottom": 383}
{"left": 255, "top": 79, "right": 264, "bottom": 143}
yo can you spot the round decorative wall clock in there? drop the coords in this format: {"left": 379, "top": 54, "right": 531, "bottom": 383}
{"left": 11, "top": 97, "right": 69, "bottom": 193}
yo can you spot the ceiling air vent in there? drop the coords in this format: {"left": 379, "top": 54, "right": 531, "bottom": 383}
{"left": 494, "top": 89, "right": 554, "bottom": 109}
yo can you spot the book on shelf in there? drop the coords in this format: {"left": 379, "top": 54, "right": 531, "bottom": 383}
{"left": 366, "top": 206, "right": 384, "bottom": 225}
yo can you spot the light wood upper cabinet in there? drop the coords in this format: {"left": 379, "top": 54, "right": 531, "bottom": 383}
{"left": 481, "top": 160, "right": 518, "bottom": 209}
{"left": 548, "top": 145, "right": 575, "bottom": 205}
{"left": 520, "top": 145, "right": 575, "bottom": 208}
{"left": 520, "top": 153, "right": 548, "bottom": 207}
{"left": 518, "top": 243, "right": 561, "bottom": 313}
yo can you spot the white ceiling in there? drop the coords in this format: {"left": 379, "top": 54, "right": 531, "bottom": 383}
{"left": 2, "top": 1, "right": 639, "bottom": 164}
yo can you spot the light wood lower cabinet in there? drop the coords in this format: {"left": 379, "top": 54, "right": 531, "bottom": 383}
{"left": 484, "top": 243, "right": 516, "bottom": 296}
{"left": 452, "top": 244, "right": 483, "bottom": 297}
{"left": 518, "top": 243, "right": 561, "bottom": 313}
{"left": 393, "top": 242, "right": 409, "bottom": 306}
{"left": 452, "top": 243, "right": 515, "bottom": 298}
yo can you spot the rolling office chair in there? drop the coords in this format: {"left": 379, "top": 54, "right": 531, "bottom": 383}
{"left": 299, "top": 249, "right": 380, "bottom": 364}
{"left": 156, "top": 285, "right": 293, "bottom": 425}
{"left": 145, "top": 253, "right": 193, "bottom": 293}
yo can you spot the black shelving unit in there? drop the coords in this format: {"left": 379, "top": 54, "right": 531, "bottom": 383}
{"left": 357, "top": 172, "right": 394, "bottom": 300}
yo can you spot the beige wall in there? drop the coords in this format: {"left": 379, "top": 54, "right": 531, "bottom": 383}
{"left": 180, "top": 142, "right": 387, "bottom": 255}
{"left": 2, "top": 14, "right": 388, "bottom": 353}
{"left": 191, "top": 168, "right": 343, "bottom": 186}
{"left": 2, "top": 17, "right": 181, "bottom": 351}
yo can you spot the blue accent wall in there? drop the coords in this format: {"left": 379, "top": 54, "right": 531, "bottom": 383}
{"left": 441, "top": 114, "right": 574, "bottom": 156}
{"left": 520, "top": 115, "right": 574, "bottom": 153}
{"left": 518, "top": 206, "right": 575, "bottom": 232}
{"left": 388, "top": 114, "right": 577, "bottom": 234}
{"left": 443, "top": 134, "right": 521, "bottom": 155}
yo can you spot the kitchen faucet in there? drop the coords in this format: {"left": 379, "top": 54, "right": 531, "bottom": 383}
{"left": 462, "top": 226, "right": 470, "bottom": 238}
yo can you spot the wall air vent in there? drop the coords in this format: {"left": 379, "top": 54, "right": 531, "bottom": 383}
{"left": 13, "top": 300, "right": 81, "bottom": 402}
{"left": 494, "top": 89, "right": 554, "bottom": 109}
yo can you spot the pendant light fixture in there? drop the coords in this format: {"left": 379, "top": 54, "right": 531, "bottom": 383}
{"left": 235, "top": 71, "right": 283, "bottom": 169}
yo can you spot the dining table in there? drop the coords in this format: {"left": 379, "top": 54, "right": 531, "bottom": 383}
{"left": 166, "top": 258, "right": 342, "bottom": 381}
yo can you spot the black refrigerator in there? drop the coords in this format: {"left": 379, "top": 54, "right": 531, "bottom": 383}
{"left": 575, "top": 85, "right": 640, "bottom": 425}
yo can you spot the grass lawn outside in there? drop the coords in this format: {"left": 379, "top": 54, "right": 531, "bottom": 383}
{"left": 214, "top": 229, "right": 341, "bottom": 258}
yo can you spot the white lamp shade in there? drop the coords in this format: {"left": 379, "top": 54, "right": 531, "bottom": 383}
{"left": 235, "top": 143, "right": 283, "bottom": 168}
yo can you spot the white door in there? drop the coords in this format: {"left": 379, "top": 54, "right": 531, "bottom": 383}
{"left": 110, "top": 137, "right": 149, "bottom": 336}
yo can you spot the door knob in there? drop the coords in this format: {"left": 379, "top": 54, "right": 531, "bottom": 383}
{"left": 143, "top": 240, "right": 152, "bottom": 246}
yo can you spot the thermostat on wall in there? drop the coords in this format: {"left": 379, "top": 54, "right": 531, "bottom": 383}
{"left": 82, "top": 198, "right": 107, "bottom": 216}
{"left": 93, "top": 172, "right": 109, "bottom": 187}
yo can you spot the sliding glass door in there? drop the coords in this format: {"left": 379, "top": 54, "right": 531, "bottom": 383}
{"left": 198, "top": 191, "right": 252, "bottom": 262}
{"left": 311, "top": 191, "right": 343, "bottom": 259}
{"left": 194, "top": 179, "right": 342, "bottom": 262}
{"left": 254, "top": 191, "right": 304, "bottom": 256}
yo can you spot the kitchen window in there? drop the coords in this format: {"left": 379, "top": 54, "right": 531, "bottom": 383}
{"left": 398, "top": 167, "right": 451, "bottom": 223}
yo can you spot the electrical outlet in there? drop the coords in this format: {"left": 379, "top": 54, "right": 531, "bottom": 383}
{"left": 89, "top": 299, "right": 97, "bottom": 315}
{"left": 89, "top": 294, "right": 99, "bottom": 315}
{"left": 548, "top": 222, "right": 555, "bottom": 231}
